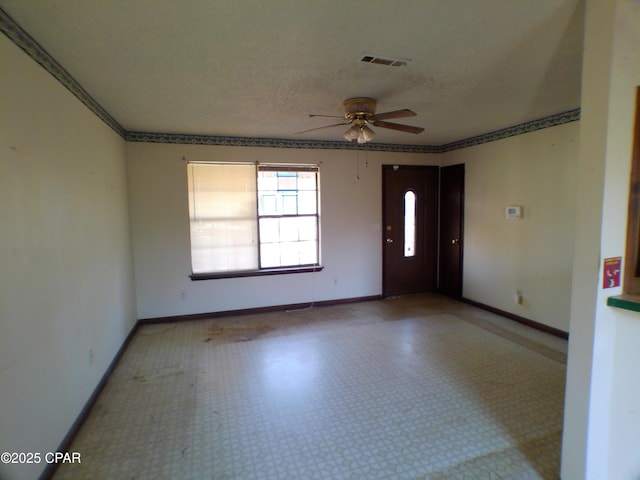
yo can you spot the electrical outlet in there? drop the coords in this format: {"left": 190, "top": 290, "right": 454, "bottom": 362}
{"left": 514, "top": 290, "right": 523, "bottom": 305}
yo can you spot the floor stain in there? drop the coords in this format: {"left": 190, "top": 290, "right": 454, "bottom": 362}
{"left": 204, "top": 323, "right": 275, "bottom": 343}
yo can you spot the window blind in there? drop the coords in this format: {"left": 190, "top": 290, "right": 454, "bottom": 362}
{"left": 187, "top": 163, "right": 258, "bottom": 273}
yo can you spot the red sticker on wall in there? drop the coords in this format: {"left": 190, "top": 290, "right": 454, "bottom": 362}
{"left": 603, "top": 257, "right": 622, "bottom": 289}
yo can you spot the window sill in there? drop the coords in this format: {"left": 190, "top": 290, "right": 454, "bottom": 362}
{"left": 606, "top": 294, "right": 640, "bottom": 313}
{"left": 190, "top": 265, "right": 324, "bottom": 281}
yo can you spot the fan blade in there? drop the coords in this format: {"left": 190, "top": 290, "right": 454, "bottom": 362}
{"left": 371, "top": 109, "right": 416, "bottom": 121}
{"left": 372, "top": 120, "right": 424, "bottom": 134}
{"left": 308, "top": 114, "right": 346, "bottom": 119}
{"left": 295, "top": 122, "right": 351, "bottom": 134}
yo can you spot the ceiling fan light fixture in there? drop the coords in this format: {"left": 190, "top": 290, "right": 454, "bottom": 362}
{"left": 343, "top": 125, "right": 360, "bottom": 142}
{"left": 358, "top": 125, "right": 375, "bottom": 144}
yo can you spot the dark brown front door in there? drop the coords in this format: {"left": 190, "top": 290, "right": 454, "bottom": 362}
{"left": 439, "top": 164, "right": 465, "bottom": 298}
{"left": 382, "top": 165, "right": 438, "bottom": 296}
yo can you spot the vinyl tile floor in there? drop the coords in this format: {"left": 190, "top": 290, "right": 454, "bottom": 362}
{"left": 54, "top": 294, "right": 567, "bottom": 480}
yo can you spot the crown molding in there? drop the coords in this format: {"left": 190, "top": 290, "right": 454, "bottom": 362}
{"left": 2, "top": 6, "right": 580, "bottom": 154}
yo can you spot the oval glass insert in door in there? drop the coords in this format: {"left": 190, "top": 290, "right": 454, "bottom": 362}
{"left": 404, "top": 190, "right": 416, "bottom": 257}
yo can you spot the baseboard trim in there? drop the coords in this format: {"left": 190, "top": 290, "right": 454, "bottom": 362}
{"left": 140, "top": 295, "right": 383, "bottom": 325}
{"left": 39, "top": 319, "right": 141, "bottom": 480}
{"left": 460, "top": 297, "right": 569, "bottom": 340}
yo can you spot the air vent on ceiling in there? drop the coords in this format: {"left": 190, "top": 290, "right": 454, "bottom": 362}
{"left": 360, "top": 55, "right": 410, "bottom": 67}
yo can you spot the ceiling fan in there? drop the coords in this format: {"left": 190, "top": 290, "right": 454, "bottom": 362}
{"left": 297, "top": 97, "right": 424, "bottom": 144}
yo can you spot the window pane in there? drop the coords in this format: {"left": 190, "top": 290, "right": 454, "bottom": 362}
{"left": 404, "top": 190, "right": 416, "bottom": 257}
{"left": 279, "top": 217, "right": 300, "bottom": 242}
{"left": 259, "top": 217, "right": 318, "bottom": 267}
{"left": 260, "top": 243, "right": 281, "bottom": 268}
{"left": 259, "top": 218, "right": 280, "bottom": 243}
{"left": 280, "top": 242, "right": 301, "bottom": 266}
{"left": 277, "top": 172, "right": 297, "bottom": 190}
{"left": 258, "top": 171, "right": 277, "bottom": 191}
{"left": 298, "top": 172, "right": 317, "bottom": 190}
{"left": 298, "top": 191, "right": 317, "bottom": 214}
{"left": 298, "top": 241, "right": 318, "bottom": 265}
{"left": 282, "top": 193, "right": 298, "bottom": 215}
{"left": 257, "top": 170, "right": 318, "bottom": 217}
{"left": 298, "top": 216, "right": 317, "bottom": 241}
{"left": 259, "top": 194, "right": 277, "bottom": 216}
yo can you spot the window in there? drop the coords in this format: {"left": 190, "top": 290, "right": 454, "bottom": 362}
{"left": 257, "top": 166, "right": 319, "bottom": 268}
{"left": 187, "top": 162, "right": 320, "bottom": 278}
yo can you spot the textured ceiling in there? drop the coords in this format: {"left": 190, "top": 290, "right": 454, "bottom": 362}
{"left": 0, "top": 0, "right": 584, "bottom": 146}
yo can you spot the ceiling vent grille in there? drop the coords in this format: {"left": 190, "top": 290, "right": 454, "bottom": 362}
{"left": 360, "top": 55, "right": 410, "bottom": 67}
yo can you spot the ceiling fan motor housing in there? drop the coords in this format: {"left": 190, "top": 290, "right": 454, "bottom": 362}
{"left": 343, "top": 97, "right": 376, "bottom": 119}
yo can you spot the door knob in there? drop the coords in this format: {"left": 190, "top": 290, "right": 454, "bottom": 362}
{"left": 386, "top": 238, "right": 394, "bottom": 243}
{"left": 451, "top": 238, "right": 459, "bottom": 245}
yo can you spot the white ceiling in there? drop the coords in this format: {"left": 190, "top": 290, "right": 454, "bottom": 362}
{"left": 0, "top": 0, "right": 584, "bottom": 146}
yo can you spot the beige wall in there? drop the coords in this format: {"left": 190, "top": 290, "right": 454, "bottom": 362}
{"left": 0, "top": 36, "right": 137, "bottom": 480}
{"left": 126, "top": 142, "right": 440, "bottom": 319}
{"left": 443, "top": 122, "right": 579, "bottom": 332}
